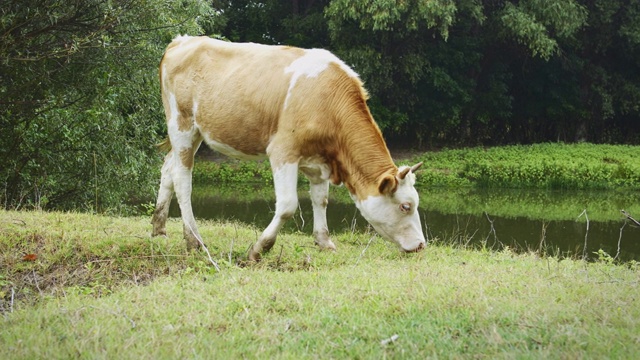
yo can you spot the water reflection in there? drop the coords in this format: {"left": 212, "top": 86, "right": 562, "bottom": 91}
{"left": 169, "top": 185, "right": 640, "bottom": 261}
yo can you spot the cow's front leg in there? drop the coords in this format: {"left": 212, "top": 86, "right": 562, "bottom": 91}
{"left": 309, "top": 179, "right": 336, "bottom": 251}
{"left": 249, "top": 162, "right": 299, "bottom": 261}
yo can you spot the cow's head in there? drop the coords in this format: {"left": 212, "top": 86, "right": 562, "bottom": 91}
{"left": 353, "top": 162, "right": 426, "bottom": 252}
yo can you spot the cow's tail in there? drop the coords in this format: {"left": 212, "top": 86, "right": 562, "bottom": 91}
{"left": 156, "top": 137, "right": 172, "bottom": 153}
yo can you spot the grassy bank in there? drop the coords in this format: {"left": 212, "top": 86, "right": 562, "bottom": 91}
{"left": 1, "top": 210, "right": 639, "bottom": 358}
{"left": 192, "top": 143, "right": 640, "bottom": 190}
{"left": 414, "top": 143, "right": 640, "bottom": 189}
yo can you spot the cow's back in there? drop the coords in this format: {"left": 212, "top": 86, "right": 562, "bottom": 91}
{"left": 160, "top": 36, "right": 302, "bottom": 157}
{"left": 160, "top": 36, "right": 374, "bottom": 163}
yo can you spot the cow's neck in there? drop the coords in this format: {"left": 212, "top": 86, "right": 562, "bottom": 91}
{"left": 329, "top": 114, "right": 397, "bottom": 200}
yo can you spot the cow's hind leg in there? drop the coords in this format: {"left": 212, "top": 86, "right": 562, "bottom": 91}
{"left": 249, "top": 162, "right": 299, "bottom": 261}
{"left": 173, "top": 138, "right": 203, "bottom": 251}
{"left": 309, "top": 179, "right": 336, "bottom": 251}
{"left": 151, "top": 151, "right": 174, "bottom": 237}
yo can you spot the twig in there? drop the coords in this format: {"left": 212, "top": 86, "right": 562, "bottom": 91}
{"left": 298, "top": 203, "right": 305, "bottom": 230}
{"left": 276, "top": 245, "right": 284, "bottom": 268}
{"left": 422, "top": 211, "right": 430, "bottom": 244}
{"left": 32, "top": 270, "right": 42, "bottom": 296}
{"left": 621, "top": 210, "right": 640, "bottom": 227}
{"left": 616, "top": 222, "right": 626, "bottom": 260}
{"left": 463, "top": 228, "right": 479, "bottom": 248}
{"left": 381, "top": 334, "right": 399, "bottom": 346}
{"left": 185, "top": 222, "right": 220, "bottom": 272}
{"left": 10, "top": 287, "right": 15, "bottom": 313}
{"left": 356, "top": 236, "right": 376, "bottom": 265}
{"left": 350, "top": 209, "right": 358, "bottom": 233}
{"left": 577, "top": 209, "right": 589, "bottom": 260}
{"left": 484, "top": 212, "right": 498, "bottom": 245}
{"left": 538, "top": 220, "right": 548, "bottom": 255}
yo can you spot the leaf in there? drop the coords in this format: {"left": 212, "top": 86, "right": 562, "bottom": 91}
{"left": 22, "top": 253, "right": 37, "bottom": 261}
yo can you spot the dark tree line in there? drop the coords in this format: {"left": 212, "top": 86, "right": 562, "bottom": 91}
{"left": 213, "top": 0, "right": 640, "bottom": 147}
{"left": 1, "top": 0, "right": 638, "bottom": 210}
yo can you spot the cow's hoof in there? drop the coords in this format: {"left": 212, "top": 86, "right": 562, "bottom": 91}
{"left": 317, "top": 240, "right": 337, "bottom": 251}
{"left": 314, "top": 232, "right": 336, "bottom": 251}
{"left": 185, "top": 238, "right": 202, "bottom": 252}
{"left": 248, "top": 249, "right": 262, "bottom": 262}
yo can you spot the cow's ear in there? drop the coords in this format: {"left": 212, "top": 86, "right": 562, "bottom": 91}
{"left": 397, "top": 167, "right": 411, "bottom": 180}
{"left": 378, "top": 175, "right": 398, "bottom": 195}
{"left": 398, "top": 162, "right": 424, "bottom": 180}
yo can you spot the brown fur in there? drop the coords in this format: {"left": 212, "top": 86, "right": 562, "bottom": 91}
{"left": 160, "top": 37, "right": 397, "bottom": 199}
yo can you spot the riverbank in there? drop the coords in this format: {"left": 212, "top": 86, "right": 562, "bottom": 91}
{"left": 1, "top": 210, "right": 638, "bottom": 358}
{"left": 193, "top": 143, "right": 640, "bottom": 190}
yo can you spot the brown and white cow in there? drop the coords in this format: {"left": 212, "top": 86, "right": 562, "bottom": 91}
{"left": 151, "top": 36, "right": 426, "bottom": 261}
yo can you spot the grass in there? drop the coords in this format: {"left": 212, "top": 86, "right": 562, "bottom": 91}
{"left": 190, "top": 143, "right": 640, "bottom": 191}
{"left": 412, "top": 143, "right": 640, "bottom": 189}
{"left": 1, "top": 210, "right": 639, "bottom": 358}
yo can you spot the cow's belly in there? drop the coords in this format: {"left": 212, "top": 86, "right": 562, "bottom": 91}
{"left": 299, "top": 156, "right": 332, "bottom": 183}
{"left": 205, "top": 138, "right": 268, "bottom": 161}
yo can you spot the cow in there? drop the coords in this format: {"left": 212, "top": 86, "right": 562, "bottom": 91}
{"left": 151, "top": 36, "right": 426, "bottom": 261}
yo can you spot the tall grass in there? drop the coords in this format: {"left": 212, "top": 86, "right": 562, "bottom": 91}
{"left": 414, "top": 143, "right": 640, "bottom": 189}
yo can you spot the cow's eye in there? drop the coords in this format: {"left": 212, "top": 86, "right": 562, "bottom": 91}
{"left": 400, "top": 203, "right": 411, "bottom": 213}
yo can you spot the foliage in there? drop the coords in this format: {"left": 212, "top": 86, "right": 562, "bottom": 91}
{"left": 193, "top": 160, "right": 273, "bottom": 185}
{"left": 1, "top": 210, "right": 639, "bottom": 358}
{"left": 212, "top": 0, "right": 331, "bottom": 46}
{"left": 190, "top": 144, "right": 640, "bottom": 191}
{"left": 3, "top": 0, "right": 640, "bottom": 212}
{"left": 413, "top": 143, "right": 640, "bottom": 189}
{"left": 0, "top": 0, "right": 219, "bottom": 211}
{"left": 209, "top": 1, "right": 640, "bottom": 146}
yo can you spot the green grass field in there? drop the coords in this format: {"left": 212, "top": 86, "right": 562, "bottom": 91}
{"left": 1, "top": 210, "right": 639, "bottom": 358}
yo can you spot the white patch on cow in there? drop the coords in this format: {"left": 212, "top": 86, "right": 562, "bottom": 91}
{"left": 273, "top": 163, "right": 299, "bottom": 215}
{"left": 173, "top": 34, "right": 191, "bottom": 43}
{"left": 283, "top": 49, "right": 360, "bottom": 109}
{"left": 352, "top": 168, "right": 425, "bottom": 252}
{"left": 166, "top": 91, "right": 197, "bottom": 153}
{"left": 192, "top": 99, "right": 198, "bottom": 122}
{"left": 260, "top": 162, "right": 299, "bottom": 241}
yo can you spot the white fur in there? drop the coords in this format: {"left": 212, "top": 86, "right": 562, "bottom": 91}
{"left": 284, "top": 49, "right": 360, "bottom": 108}
{"left": 260, "top": 162, "right": 299, "bottom": 241}
{"left": 166, "top": 92, "right": 196, "bottom": 151}
{"left": 309, "top": 181, "right": 330, "bottom": 238}
{"left": 353, "top": 169, "right": 425, "bottom": 251}
{"left": 192, "top": 99, "right": 198, "bottom": 121}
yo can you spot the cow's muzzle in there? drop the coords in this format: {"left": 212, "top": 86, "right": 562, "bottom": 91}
{"left": 403, "top": 241, "right": 425, "bottom": 253}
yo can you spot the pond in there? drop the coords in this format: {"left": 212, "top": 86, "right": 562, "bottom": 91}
{"left": 169, "top": 184, "right": 640, "bottom": 262}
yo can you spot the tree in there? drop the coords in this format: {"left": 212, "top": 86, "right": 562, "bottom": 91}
{"left": 325, "top": 0, "right": 593, "bottom": 146}
{"left": 0, "top": 0, "right": 219, "bottom": 210}
{"left": 211, "top": 0, "right": 331, "bottom": 47}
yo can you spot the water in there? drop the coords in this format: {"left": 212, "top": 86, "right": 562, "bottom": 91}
{"left": 169, "top": 184, "right": 640, "bottom": 261}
